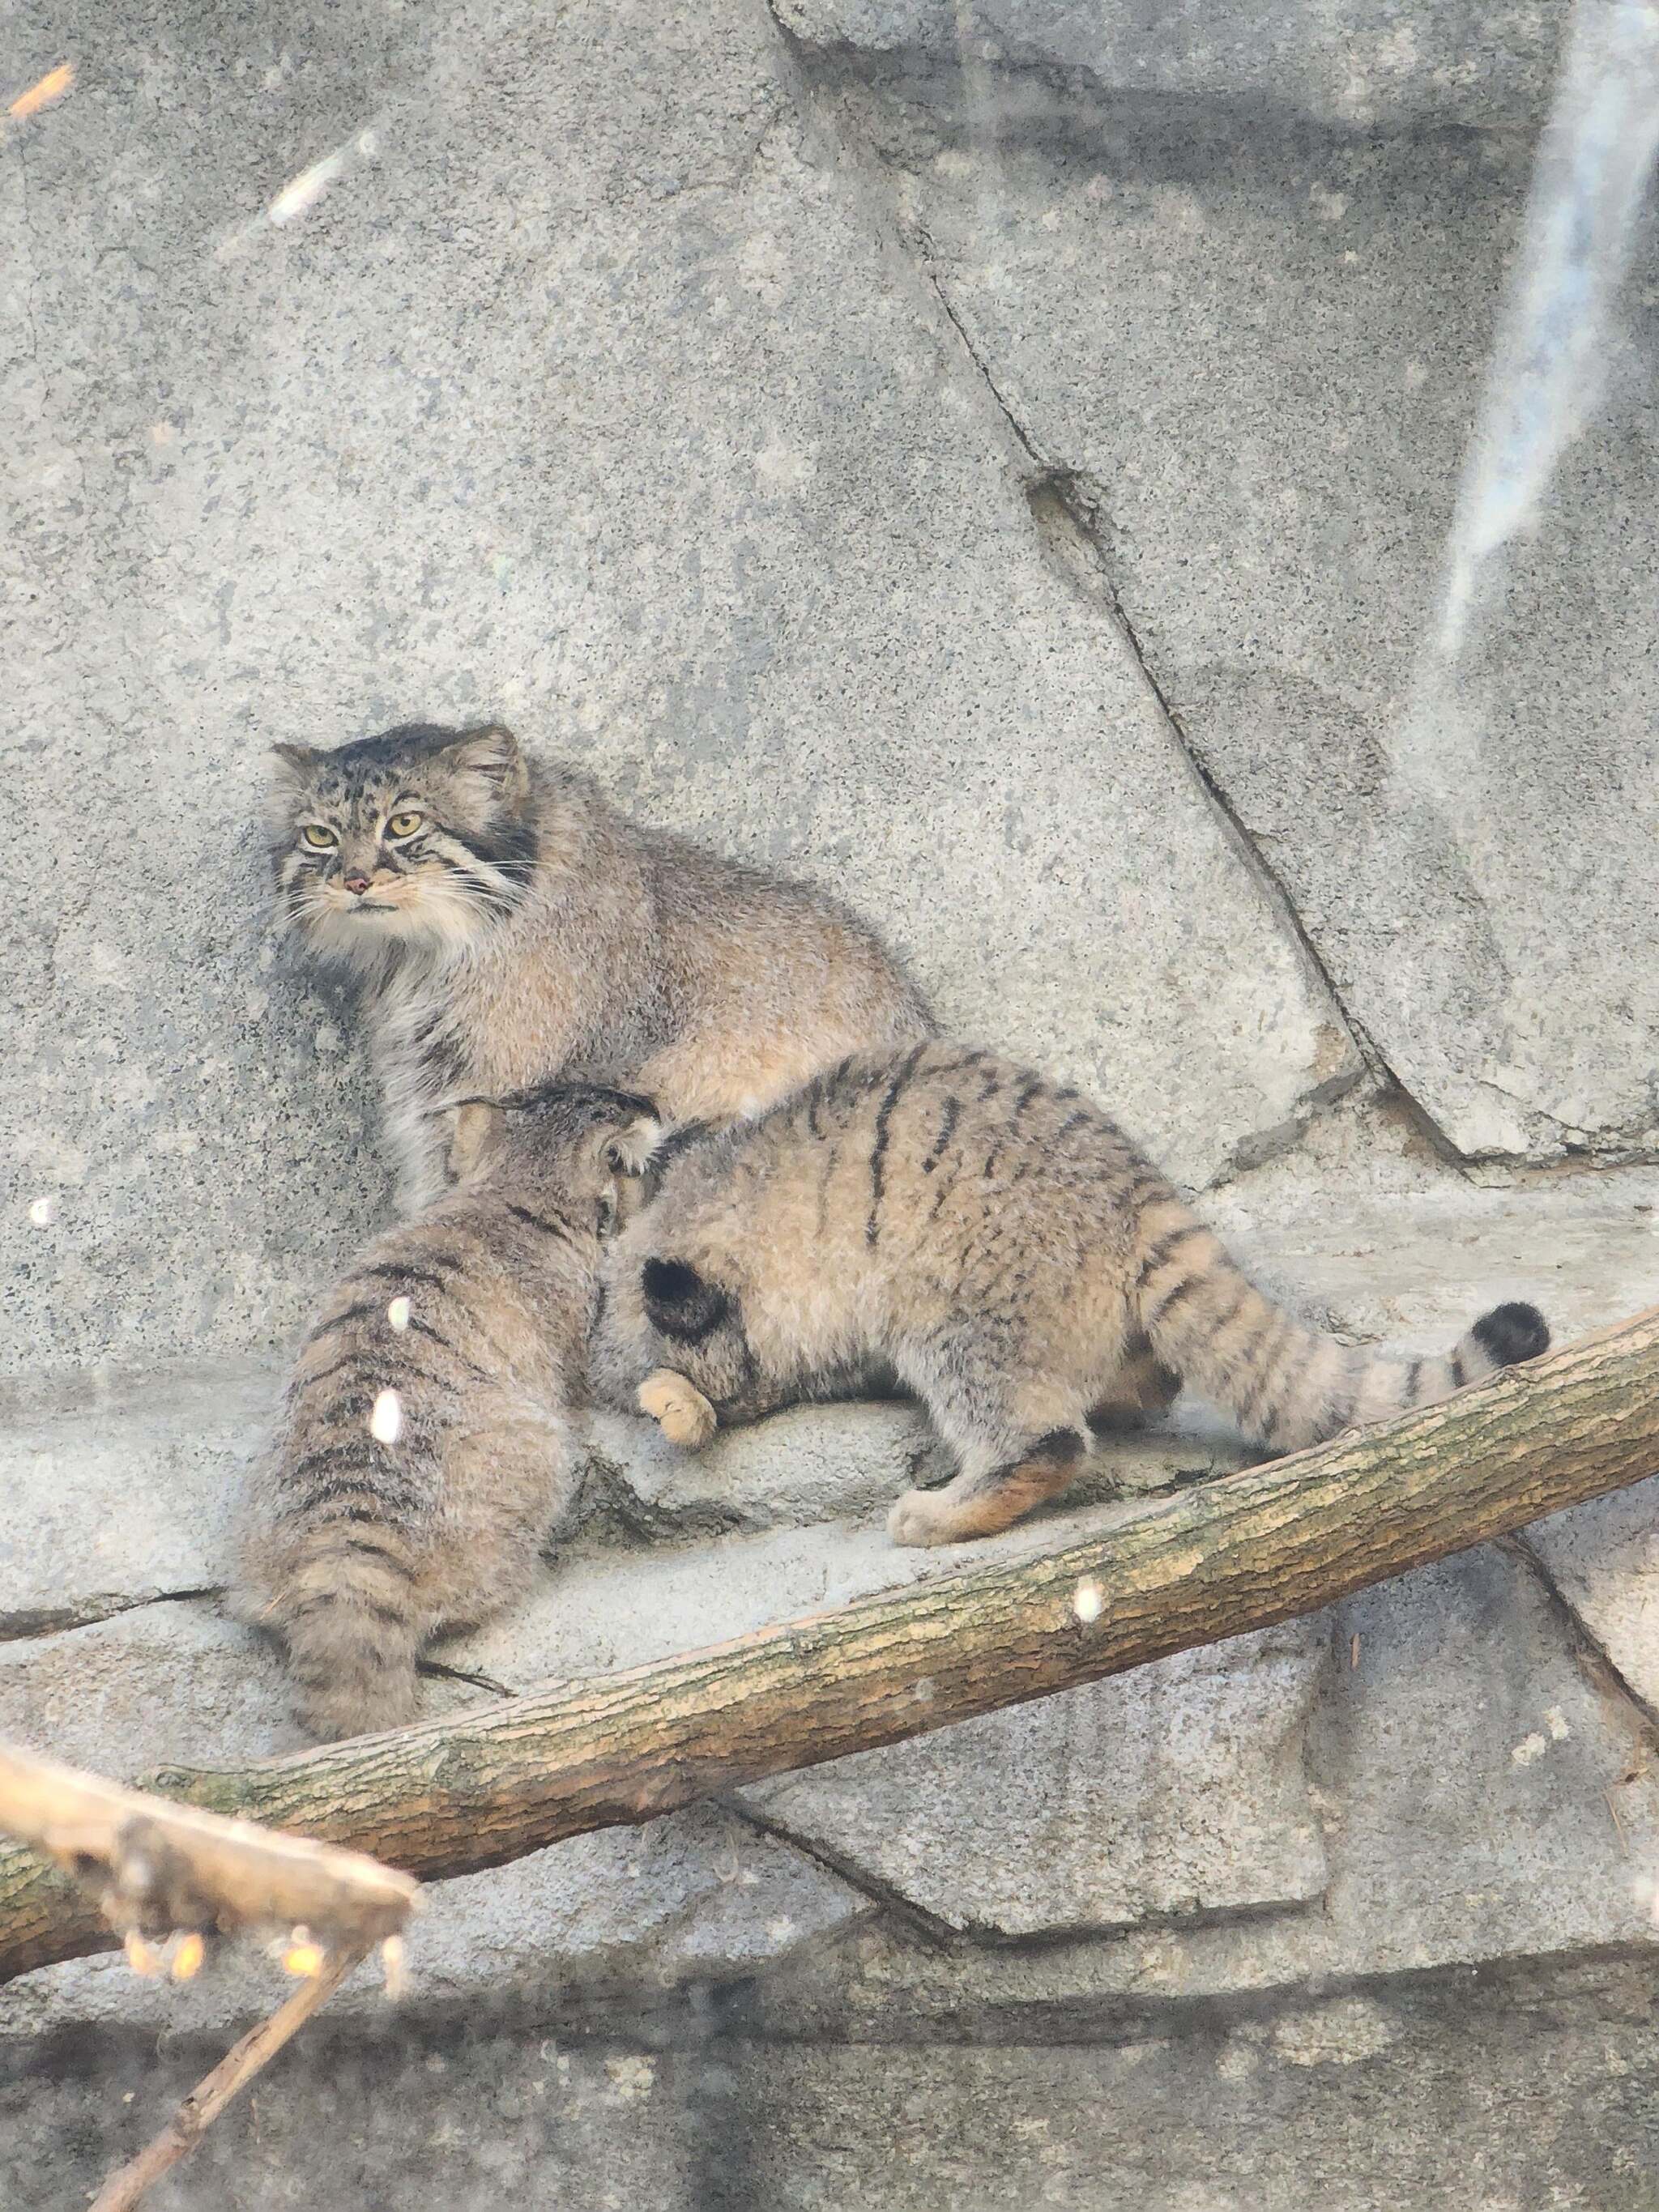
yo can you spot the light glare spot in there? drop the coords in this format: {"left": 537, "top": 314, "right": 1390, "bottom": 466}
{"left": 269, "top": 150, "right": 347, "bottom": 227}
{"left": 386, "top": 1295, "right": 412, "bottom": 1332}
{"left": 28, "top": 1196, "right": 58, "bottom": 1227}
{"left": 370, "top": 1387, "right": 403, "bottom": 1444}
{"left": 1073, "top": 1579, "right": 1104, "bottom": 1624}
{"left": 8, "top": 62, "right": 74, "bottom": 122}
{"left": 171, "top": 1932, "right": 205, "bottom": 1982}
{"left": 283, "top": 1937, "right": 326, "bottom": 1978}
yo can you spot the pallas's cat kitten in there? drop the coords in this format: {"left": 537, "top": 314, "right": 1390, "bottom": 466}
{"left": 591, "top": 1043, "right": 1551, "bottom": 1546}
{"left": 267, "top": 722, "right": 932, "bottom": 1208}
{"left": 234, "top": 1083, "right": 660, "bottom": 1741}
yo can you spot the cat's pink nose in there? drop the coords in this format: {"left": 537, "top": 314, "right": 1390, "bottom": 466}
{"left": 344, "top": 872, "right": 372, "bottom": 896}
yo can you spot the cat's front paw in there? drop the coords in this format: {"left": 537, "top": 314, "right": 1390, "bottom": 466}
{"left": 639, "top": 1369, "right": 718, "bottom": 1450}
{"left": 886, "top": 1486, "right": 963, "bottom": 1548}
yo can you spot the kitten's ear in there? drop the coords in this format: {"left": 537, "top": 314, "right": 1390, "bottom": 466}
{"left": 603, "top": 1110, "right": 666, "bottom": 1180}
{"left": 445, "top": 1099, "right": 505, "bottom": 1183}
{"left": 270, "top": 742, "right": 321, "bottom": 782}
{"left": 642, "top": 1257, "right": 731, "bottom": 1343}
{"left": 437, "top": 724, "right": 529, "bottom": 808}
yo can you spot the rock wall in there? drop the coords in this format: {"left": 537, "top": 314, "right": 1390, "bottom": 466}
{"left": 7, "top": 2, "right": 1659, "bottom": 2205}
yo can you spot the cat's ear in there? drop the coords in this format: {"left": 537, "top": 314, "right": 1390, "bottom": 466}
{"left": 603, "top": 1109, "right": 666, "bottom": 1180}
{"left": 437, "top": 724, "right": 529, "bottom": 808}
{"left": 642, "top": 1256, "right": 731, "bottom": 1343}
{"left": 269, "top": 742, "right": 321, "bottom": 782}
{"left": 444, "top": 1099, "right": 505, "bottom": 1183}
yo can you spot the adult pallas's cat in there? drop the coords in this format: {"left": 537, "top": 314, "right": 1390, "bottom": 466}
{"left": 591, "top": 1044, "right": 1550, "bottom": 1545}
{"left": 267, "top": 722, "right": 930, "bottom": 1208}
{"left": 234, "top": 1084, "right": 659, "bottom": 1739}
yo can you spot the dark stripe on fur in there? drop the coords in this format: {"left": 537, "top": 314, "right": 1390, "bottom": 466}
{"left": 353, "top": 1261, "right": 461, "bottom": 1296}
{"left": 505, "top": 1201, "right": 578, "bottom": 1242}
{"left": 921, "top": 1097, "right": 961, "bottom": 1174}
{"left": 866, "top": 1043, "right": 927, "bottom": 1247}
{"left": 302, "top": 1299, "right": 382, "bottom": 1348}
{"left": 1133, "top": 1225, "right": 1204, "bottom": 1292}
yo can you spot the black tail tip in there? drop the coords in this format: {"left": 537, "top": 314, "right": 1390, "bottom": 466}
{"left": 1472, "top": 1301, "right": 1550, "bottom": 1369}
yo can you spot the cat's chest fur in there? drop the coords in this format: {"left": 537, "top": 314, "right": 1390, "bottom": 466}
{"left": 370, "top": 899, "right": 653, "bottom": 1206}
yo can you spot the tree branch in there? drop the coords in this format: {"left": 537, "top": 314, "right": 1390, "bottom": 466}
{"left": 0, "top": 1743, "right": 417, "bottom": 1961}
{"left": 6, "top": 1306, "right": 1658, "bottom": 1987}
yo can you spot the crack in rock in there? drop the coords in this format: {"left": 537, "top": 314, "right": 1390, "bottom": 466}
{"left": 0, "top": 1586, "right": 224, "bottom": 1643}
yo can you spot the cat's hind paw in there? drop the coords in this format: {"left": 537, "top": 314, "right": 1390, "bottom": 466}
{"left": 639, "top": 1369, "right": 718, "bottom": 1450}
{"left": 886, "top": 1486, "right": 963, "bottom": 1548}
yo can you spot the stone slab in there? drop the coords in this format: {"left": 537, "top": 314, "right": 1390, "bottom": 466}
{"left": 753, "top": 1545, "right": 1659, "bottom": 2036}
{"left": 0, "top": 1361, "right": 274, "bottom": 1633}
{"left": 744, "top": 1623, "right": 1329, "bottom": 1936}
{"left": 1527, "top": 1477, "right": 1659, "bottom": 1727}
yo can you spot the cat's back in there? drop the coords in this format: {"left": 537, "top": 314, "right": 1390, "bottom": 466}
{"left": 707, "top": 1042, "right": 1151, "bottom": 1253}
{"left": 628, "top": 811, "right": 933, "bottom": 1038}
{"left": 254, "top": 1196, "right": 577, "bottom": 1509}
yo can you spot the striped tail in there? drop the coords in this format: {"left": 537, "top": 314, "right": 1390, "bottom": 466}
{"left": 255, "top": 1529, "right": 426, "bottom": 1743}
{"left": 1133, "top": 1213, "right": 1549, "bottom": 1455}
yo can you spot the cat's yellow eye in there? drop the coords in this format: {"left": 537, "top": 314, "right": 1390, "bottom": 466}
{"left": 301, "top": 824, "right": 338, "bottom": 850}
{"left": 386, "top": 811, "right": 424, "bottom": 840}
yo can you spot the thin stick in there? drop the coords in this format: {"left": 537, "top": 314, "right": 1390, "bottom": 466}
{"left": 87, "top": 1944, "right": 369, "bottom": 2212}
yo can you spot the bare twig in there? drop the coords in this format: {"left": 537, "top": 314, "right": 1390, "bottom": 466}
{"left": 87, "top": 1943, "right": 371, "bottom": 2212}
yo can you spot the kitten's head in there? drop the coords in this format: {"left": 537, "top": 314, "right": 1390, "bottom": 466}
{"left": 440, "top": 1083, "right": 664, "bottom": 1241}
{"left": 266, "top": 722, "right": 537, "bottom": 964}
{"left": 591, "top": 1135, "right": 772, "bottom": 1417}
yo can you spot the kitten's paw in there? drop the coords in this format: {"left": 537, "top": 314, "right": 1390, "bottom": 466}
{"left": 887, "top": 1487, "right": 964, "bottom": 1548}
{"left": 639, "top": 1369, "right": 718, "bottom": 1450}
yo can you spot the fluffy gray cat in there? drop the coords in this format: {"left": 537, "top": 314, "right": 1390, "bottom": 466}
{"left": 267, "top": 722, "right": 932, "bottom": 1207}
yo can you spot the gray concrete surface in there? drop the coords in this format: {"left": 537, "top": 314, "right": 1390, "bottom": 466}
{"left": 11, "top": 1959, "right": 1659, "bottom": 2211}
{"left": 779, "top": 0, "right": 1566, "bottom": 129}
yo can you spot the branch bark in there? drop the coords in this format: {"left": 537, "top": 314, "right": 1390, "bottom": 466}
{"left": 6, "top": 1306, "right": 1659, "bottom": 1986}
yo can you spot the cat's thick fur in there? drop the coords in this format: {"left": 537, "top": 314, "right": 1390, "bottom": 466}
{"left": 267, "top": 722, "right": 932, "bottom": 1208}
{"left": 591, "top": 1043, "right": 1551, "bottom": 1545}
{"left": 233, "top": 1084, "right": 660, "bottom": 1741}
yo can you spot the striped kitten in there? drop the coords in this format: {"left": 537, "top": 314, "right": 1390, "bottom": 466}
{"left": 591, "top": 1044, "right": 1550, "bottom": 1547}
{"left": 234, "top": 1084, "right": 660, "bottom": 1740}
{"left": 267, "top": 722, "right": 932, "bottom": 1209}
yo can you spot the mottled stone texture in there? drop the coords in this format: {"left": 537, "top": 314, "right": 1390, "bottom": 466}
{"left": 8, "top": 2, "right": 1659, "bottom": 2203}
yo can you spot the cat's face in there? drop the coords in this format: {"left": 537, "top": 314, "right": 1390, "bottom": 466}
{"left": 266, "top": 722, "right": 538, "bottom": 963}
